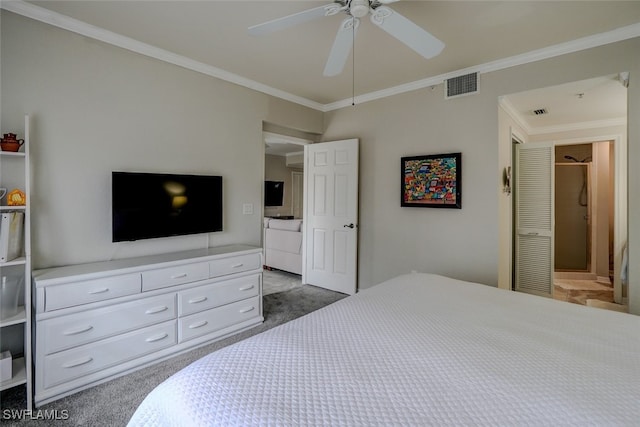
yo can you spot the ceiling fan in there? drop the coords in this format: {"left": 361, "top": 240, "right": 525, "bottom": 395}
{"left": 248, "top": 0, "right": 445, "bottom": 77}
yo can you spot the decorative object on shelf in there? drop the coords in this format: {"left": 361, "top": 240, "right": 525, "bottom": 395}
{"left": 0, "top": 275, "right": 22, "bottom": 320}
{"left": 0, "top": 133, "right": 25, "bottom": 152}
{"left": 0, "top": 212, "right": 25, "bottom": 262}
{"left": 0, "top": 351, "right": 12, "bottom": 382}
{"left": 401, "top": 152, "right": 462, "bottom": 209}
{"left": 0, "top": 188, "right": 6, "bottom": 200}
{"left": 6, "top": 189, "right": 26, "bottom": 206}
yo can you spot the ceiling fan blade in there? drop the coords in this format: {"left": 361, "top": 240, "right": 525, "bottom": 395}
{"left": 323, "top": 18, "right": 359, "bottom": 77}
{"left": 249, "top": 4, "right": 339, "bottom": 37}
{"left": 370, "top": 6, "right": 444, "bottom": 59}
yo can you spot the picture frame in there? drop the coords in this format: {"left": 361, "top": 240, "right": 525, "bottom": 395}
{"left": 401, "top": 152, "right": 461, "bottom": 209}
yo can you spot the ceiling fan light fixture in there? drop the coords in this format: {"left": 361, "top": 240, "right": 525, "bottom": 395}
{"left": 350, "top": 0, "right": 370, "bottom": 18}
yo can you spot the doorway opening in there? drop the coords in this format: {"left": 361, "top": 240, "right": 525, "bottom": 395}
{"left": 553, "top": 141, "right": 617, "bottom": 307}
{"left": 262, "top": 131, "right": 310, "bottom": 295}
{"left": 504, "top": 73, "right": 628, "bottom": 312}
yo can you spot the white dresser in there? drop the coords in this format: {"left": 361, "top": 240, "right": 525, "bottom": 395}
{"left": 32, "top": 244, "right": 262, "bottom": 406}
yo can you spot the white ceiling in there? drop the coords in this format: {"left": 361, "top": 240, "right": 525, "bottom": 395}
{"left": 7, "top": 0, "right": 638, "bottom": 112}
{"left": 503, "top": 73, "right": 628, "bottom": 135}
{"left": 2, "top": 0, "right": 640, "bottom": 106}
{"left": 264, "top": 132, "right": 309, "bottom": 156}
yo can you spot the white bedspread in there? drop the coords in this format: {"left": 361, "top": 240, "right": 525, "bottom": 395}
{"left": 129, "top": 273, "right": 640, "bottom": 426}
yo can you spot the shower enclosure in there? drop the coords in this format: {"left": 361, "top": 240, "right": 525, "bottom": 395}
{"left": 555, "top": 155, "right": 591, "bottom": 272}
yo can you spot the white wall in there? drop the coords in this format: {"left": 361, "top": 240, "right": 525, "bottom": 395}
{"left": 1, "top": 11, "right": 322, "bottom": 269}
{"left": 324, "top": 89, "right": 500, "bottom": 288}
{"left": 324, "top": 38, "right": 640, "bottom": 306}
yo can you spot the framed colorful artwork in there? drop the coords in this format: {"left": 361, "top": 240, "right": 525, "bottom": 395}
{"left": 401, "top": 152, "right": 461, "bottom": 208}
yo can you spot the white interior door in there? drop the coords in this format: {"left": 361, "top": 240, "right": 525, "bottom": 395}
{"left": 514, "top": 142, "right": 554, "bottom": 297}
{"left": 303, "top": 139, "right": 359, "bottom": 295}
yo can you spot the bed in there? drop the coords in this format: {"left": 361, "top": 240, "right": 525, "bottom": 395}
{"left": 128, "top": 273, "right": 640, "bottom": 426}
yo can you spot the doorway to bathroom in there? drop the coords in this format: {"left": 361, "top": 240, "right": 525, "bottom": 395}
{"left": 555, "top": 144, "right": 594, "bottom": 274}
{"left": 506, "top": 73, "right": 628, "bottom": 312}
{"left": 553, "top": 141, "right": 617, "bottom": 307}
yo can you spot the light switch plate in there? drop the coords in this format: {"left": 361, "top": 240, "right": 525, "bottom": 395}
{"left": 242, "top": 203, "right": 253, "bottom": 215}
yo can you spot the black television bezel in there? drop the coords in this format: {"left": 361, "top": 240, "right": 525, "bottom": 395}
{"left": 112, "top": 171, "right": 223, "bottom": 242}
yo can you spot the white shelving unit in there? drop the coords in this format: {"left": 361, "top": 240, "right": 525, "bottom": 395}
{"left": 0, "top": 114, "right": 32, "bottom": 408}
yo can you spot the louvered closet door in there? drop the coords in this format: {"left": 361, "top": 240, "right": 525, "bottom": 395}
{"left": 515, "top": 142, "right": 554, "bottom": 297}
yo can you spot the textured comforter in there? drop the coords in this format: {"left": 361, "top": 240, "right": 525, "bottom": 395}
{"left": 129, "top": 273, "right": 640, "bottom": 426}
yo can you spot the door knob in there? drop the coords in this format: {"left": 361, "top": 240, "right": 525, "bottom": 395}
{"left": 343, "top": 223, "right": 355, "bottom": 229}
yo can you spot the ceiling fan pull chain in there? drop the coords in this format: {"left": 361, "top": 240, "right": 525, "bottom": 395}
{"left": 352, "top": 16, "right": 356, "bottom": 106}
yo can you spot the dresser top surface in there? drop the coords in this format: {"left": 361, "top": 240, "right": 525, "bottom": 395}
{"left": 33, "top": 244, "right": 261, "bottom": 285}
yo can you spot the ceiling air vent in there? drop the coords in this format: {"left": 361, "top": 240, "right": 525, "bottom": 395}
{"left": 445, "top": 72, "right": 479, "bottom": 99}
{"left": 532, "top": 108, "right": 548, "bottom": 115}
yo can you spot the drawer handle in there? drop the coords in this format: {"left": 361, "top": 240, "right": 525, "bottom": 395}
{"left": 145, "top": 306, "right": 169, "bottom": 315}
{"left": 88, "top": 287, "right": 109, "bottom": 295}
{"left": 188, "top": 320, "right": 208, "bottom": 329}
{"left": 63, "top": 357, "right": 93, "bottom": 369}
{"left": 239, "top": 285, "right": 255, "bottom": 291}
{"left": 170, "top": 273, "right": 188, "bottom": 279}
{"left": 188, "top": 296, "right": 207, "bottom": 304}
{"left": 145, "top": 333, "right": 169, "bottom": 343}
{"left": 239, "top": 306, "right": 255, "bottom": 314}
{"left": 62, "top": 325, "right": 94, "bottom": 336}
{"left": 231, "top": 263, "right": 244, "bottom": 268}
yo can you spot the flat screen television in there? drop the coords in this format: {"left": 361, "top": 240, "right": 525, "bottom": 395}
{"left": 264, "top": 181, "right": 284, "bottom": 207}
{"left": 112, "top": 171, "right": 223, "bottom": 242}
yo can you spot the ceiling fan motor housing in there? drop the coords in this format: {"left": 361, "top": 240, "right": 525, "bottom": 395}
{"left": 350, "top": 0, "right": 370, "bottom": 18}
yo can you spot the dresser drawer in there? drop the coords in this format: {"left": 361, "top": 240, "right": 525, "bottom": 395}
{"left": 178, "top": 274, "right": 260, "bottom": 317}
{"left": 141, "top": 261, "right": 209, "bottom": 291}
{"left": 209, "top": 253, "right": 261, "bottom": 277}
{"left": 42, "top": 294, "right": 176, "bottom": 355}
{"left": 45, "top": 274, "right": 141, "bottom": 312}
{"left": 43, "top": 320, "right": 176, "bottom": 389}
{"left": 179, "top": 296, "right": 260, "bottom": 342}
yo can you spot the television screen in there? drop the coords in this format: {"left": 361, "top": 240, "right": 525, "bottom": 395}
{"left": 264, "top": 181, "right": 284, "bottom": 207}
{"left": 112, "top": 172, "right": 223, "bottom": 242}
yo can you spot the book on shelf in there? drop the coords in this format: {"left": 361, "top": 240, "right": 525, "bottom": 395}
{"left": 0, "top": 212, "right": 24, "bottom": 263}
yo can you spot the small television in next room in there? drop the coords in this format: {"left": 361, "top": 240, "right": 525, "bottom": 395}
{"left": 264, "top": 181, "right": 284, "bottom": 207}
{"left": 112, "top": 171, "right": 223, "bottom": 242}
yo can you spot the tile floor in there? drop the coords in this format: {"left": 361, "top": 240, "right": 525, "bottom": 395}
{"left": 553, "top": 278, "right": 614, "bottom": 305}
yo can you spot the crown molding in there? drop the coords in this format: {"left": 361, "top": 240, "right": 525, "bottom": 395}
{"left": 324, "top": 22, "right": 640, "bottom": 111}
{"left": 263, "top": 132, "right": 312, "bottom": 145}
{"left": 528, "top": 117, "right": 627, "bottom": 136}
{"left": 499, "top": 97, "right": 533, "bottom": 135}
{"left": 3, "top": 1, "right": 639, "bottom": 113}
{"left": 498, "top": 97, "right": 626, "bottom": 136}
{"left": 286, "top": 151, "right": 305, "bottom": 157}
{"left": 1, "top": 0, "right": 326, "bottom": 112}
